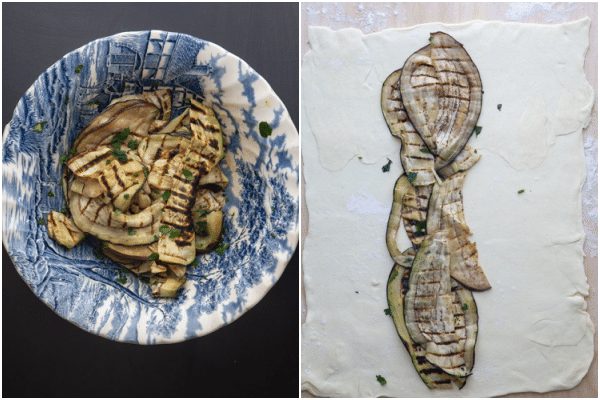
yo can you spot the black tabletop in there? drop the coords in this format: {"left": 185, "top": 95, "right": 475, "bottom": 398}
{"left": 2, "top": 3, "right": 299, "bottom": 397}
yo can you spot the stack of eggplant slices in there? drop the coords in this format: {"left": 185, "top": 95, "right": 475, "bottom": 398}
{"left": 381, "top": 32, "right": 491, "bottom": 389}
{"left": 47, "top": 89, "right": 227, "bottom": 298}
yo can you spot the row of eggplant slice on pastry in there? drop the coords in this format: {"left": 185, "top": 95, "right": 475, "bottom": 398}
{"left": 47, "top": 89, "right": 227, "bottom": 298}
{"left": 381, "top": 32, "right": 490, "bottom": 389}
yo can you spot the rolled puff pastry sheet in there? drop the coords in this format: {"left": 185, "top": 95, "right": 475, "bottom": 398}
{"left": 301, "top": 19, "right": 595, "bottom": 397}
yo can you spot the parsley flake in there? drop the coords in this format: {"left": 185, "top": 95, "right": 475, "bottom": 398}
{"left": 182, "top": 168, "right": 193, "bottom": 182}
{"left": 215, "top": 242, "right": 229, "bottom": 256}
{"left": 116, "top": 277, "right": 127, "bottom": 284}
{"left": 259, "top": 121, "right": 273, "bottom": 138}
{"left": 33, "top": 122, "right": 47, "bottom": 132}
{"left": 48, "top": 190, "right": 55, "bottom": 197}
{"left": 65, "top": 95, "right": 70, "bottom": 105}
{"left": 382, "top": 158, "right": 392, "bottom": 173}
{"left": 271, "top": 232, "right": 275, "bottom": 238}
{"left": 148, "top": 253, "right": 159, "bottom": 261}
{"left": 111, "top": 128, "right": 130, "bottom": 149}
{"left": 474, "top": 126, "right": 482, "bottom": 136}
{"left": 415, "top": 221, "right": 426, "bottom": 235}
{"left": 419, "top": 147, "right": 430, "bottom": 154}
{"left": 497, "top": 104, "right": 502, "bottom": 111}
{"left": 127, "top": 140, "right": 139, "bottom": 150}
{"left": 127, "top": 228, "right": 136, "bottom": 236}
{"left": 169, "top": 229, "right": 182, "bottom": 239}
{"left": 190, "top": 260, "right": 199, "bottom": 267}
{"left": 123, "top": 194, "right": 130, "bottom": 200}
{"left": 384, "top": 308, "right": 392, "bottom": 316}
{"left": 60, "top": 153, "right": 69, "bottom": 164}
{"left": 407, "top": 172, "right": 418, "bottom": 183}
{"left": 462, "top": 303, "right": 468, "bottom": 311}
{"left": 111, "top": 149, "right": 128, "bottom": 163}
{"left": 38, "top": 217, "right": 45, "bottom": 225}
{"left": 75, "top": 65, "right": 83, "bottom": 73}
{"left": 518, "top": 189, "right": 525, "bottom": 194}
{"left": 162, "top": 190, "right": 171, "bottom": 202}
{"left": 376, "top": 375, "right": 387, "bottom": 386}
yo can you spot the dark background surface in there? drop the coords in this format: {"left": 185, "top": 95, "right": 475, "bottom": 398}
{"left": 2, "top": 3, "right": 299, "bottom": 397}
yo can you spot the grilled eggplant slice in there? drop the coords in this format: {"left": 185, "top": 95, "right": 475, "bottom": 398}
{"left": 195, "top": 210, "right": 224, "bottom": 253}
{"left": 387, "top": 255, "right": 467, "bottom": 389}
{"left": 46, "top": 211, "right": 86, "bottom": 249}
{"left": 400, "top": 32, "right": 483, "bottom": 167}
{"left": 382, "top": 69, "right": 437, "bottom": 186}
{"left": 402, "top": 183, "right": 433, "bottom": 248}
{"left": 436, "top": 146, "right": 481, "bottom": 179}
{"left": 426, "top": 173, "right": 491, "bottom": 291}
{"left": 69, "top": 192, "right": 162, "bottom": 245}
{"left": 386, "top": 175, "right": 414, "bottom": 263}
{"left": 150, "top": 270, "right": 186, "bottom": 298}
{"left": 404, "top": 231, "right": 474, "bottom": 378}
{"left": 157, "top": 99, "right": 224, "bottom": 265}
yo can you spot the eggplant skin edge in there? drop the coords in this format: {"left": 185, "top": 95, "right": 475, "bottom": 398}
{"left": 386, "top": 262, "right": 468, "bottom": 389}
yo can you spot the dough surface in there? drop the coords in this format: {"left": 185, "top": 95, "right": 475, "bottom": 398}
{"left": 301, "top": 19, "right": 594, "bottom": 397}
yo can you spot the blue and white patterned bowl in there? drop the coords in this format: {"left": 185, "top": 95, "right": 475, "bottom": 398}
{"left": 2, "top": 30, "right": 299, "bottom": 344}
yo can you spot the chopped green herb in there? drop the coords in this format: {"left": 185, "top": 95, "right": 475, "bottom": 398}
{"left": 75, "top": 65, "right": 83, "bottom": 73}
{"left": 407, "top": 171, "right": 418, "bottom": 183}
{"left": 61, "top": 206, "right": 69, "bottom": 214}
{"left": 113, "top": 208, "right": 121, "bottom": 216}
{"left": 358, "top": 156, "right": 363, "bottom": 160}
{"left": 404, "top": 258, "right": 413, "bottom": 263}
{"left": 65, "top": 95, "right": 70, "bottom": 105}
{"left": 69, "top": 148, "right": 77, "bottom": 154}
{"left": 162, "top": 190, "right": 171, "bottom": 202}
{"left": 132, "top": 181, "right": 138, "bottom": 185}
{"left": 389, "top": 269, "right": 399, "bottom": 283}
{"left": 415, "top": 221, "right": 426, "bottom": 235}
{"left": 497, "top": 104, "right": 502, "bottom": 111}
{"left": 215, "top": 242, "right": 229, "bottom": 256}
{"left": 122, "top": 267, "right": 131, "bottom": 274}
{"left": 271, "top": 232, "right": 275, "bottom": 238}
{"left": 384, "top": 308, "right": 392, "bottom": 316}
{"left": 462, "top": 303, "right": 468, "bottom": 311}
{"left": 116, "top": 277, "right": 127, "bottom": 284}
{"left": 111, "top": 149, "right": 128, "bottom": 163}
{"left": 428, "top": 36, "right": 433, "bottom": 42}
{"left": 195, "top": 220, "right": 208, "bottom": 234}
{"left": 376, "top": 375, "right": 387, "bottom": 386}
{"left": 127, "top": 140, "right": 139, "bottom": 150}
{"left": 159, "top": 225, "right": 171, "bottom": 235}
{"left": 102, "top": 242, "right": 108, "bottom": 248}
{"left": 183, "top": 98, "right": 191, "bottom": 104}
{"left": 143, "top": 168, "right": 149, "bottom": 179}
{"left": 106, "top": 159, "right": 111, "bottom": 165}
{"left": 271, "top": 206, "right": 275, "bottom": 211}
{"left": 185, "top": 158, "right": 190, "bottom": 162}
{"left": 59, "top": 153, "right": 69, "bottom": 164}
{"left": 153, "top": 190, "right": 160, "bottom": 194}
{"left": 123, "top": 194, "right": 130, "bottom": 200}
{"left": 259, "top": 121, "right": 273, "bottom": 138}
{"left": 182, "top": 168, "right": 194, "bottom": 182}
{"left": 133, "top": 173, "right": 139, "bottom": 177}
{"left": 161, "top": 208, "right": 165, "bottom": 212}
{"left": 154, "top": 235, "right": 159, "bottom": 241}
{"left": 419, "top": 147, "right": 430, "bottom": 154}
{"left": 382, "top": 158, "right": 392, "bottom": 173}
{"left": 38, "top": 217, "right": 45, "bottom": 225}
{"left": 474, "top": 126, "right": 482, "bottom": 136}
{"left": 190, "top": 260, "right": 199, "bottom": 267}
{"left": 169, "top": 229, "right": 182, "bottom": 239}
{"left": 518, "top": 189, "right": 525, "bottom": 194}
{"left": 111, "top": 128, "right": 130, "bottom": 149}
{"left": 87, "top": 99, "right": 99, "bottom": 106}
{"left": 225, "top": 197, "right": 229, "bottom": 203}
{"left": 47, "top": 190, "right": 55, "bottom": 197}
{"left": 139, "top": 276, "right": 149, "bottom": 283}
{"left": 58, "top": 181, "right": 63, "bottom": 186}
{"left": 93, "top": 247, "right": 105, "bottom": 260}
{"left": 125, "top": 84, "right": 130, "bottom": 89}
{"left": 148, "top": 253, "right": 159, "bottom": 261}
{"left": 128, "top": 228, "right": 136, "bottom": 236}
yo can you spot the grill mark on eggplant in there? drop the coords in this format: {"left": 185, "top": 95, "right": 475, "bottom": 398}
{"left": 189, "top": 117, "right": 220, "bottom": 134}
{"left": 73, "top": 152, "right": 111, "bottom": 174}
{"left": 112, "top": 165, "right": 125, "bottom": 189}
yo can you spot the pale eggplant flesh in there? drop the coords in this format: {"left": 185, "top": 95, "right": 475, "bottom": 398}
{"left": 46, "top": 211, "right": 86, "bottom": 249}
{"left": 400, "top": 32, "right": 483, "bottom": 167}
{"left": 387, "top": 250, "right": 467, "bottom": 389}
{"left": 426, "top": 173, "right": 491, "bottom": 291}
{"left": 403, "top": 231, "right": 478, "bottom": 378}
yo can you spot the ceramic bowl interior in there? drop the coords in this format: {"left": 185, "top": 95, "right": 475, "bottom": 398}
{"left": 2, "top": 30, "right": 299, "bottom": 344}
